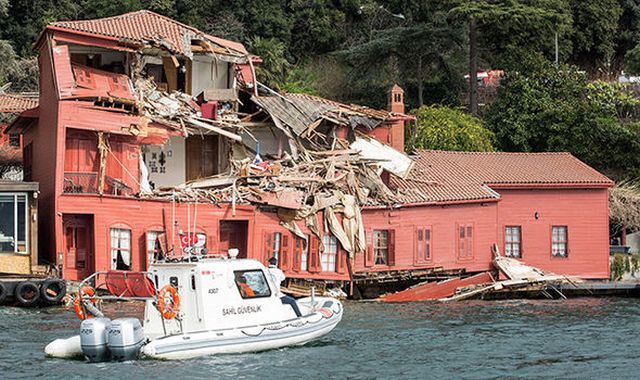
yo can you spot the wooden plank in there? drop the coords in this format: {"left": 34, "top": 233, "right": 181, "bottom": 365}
{"left": 381, "top": 272, "right": 493, "bottom": 302}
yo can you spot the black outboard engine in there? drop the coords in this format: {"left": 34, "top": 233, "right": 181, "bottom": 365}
{"left": 80, "top": 318, "right": 112, "bottom": 362}
{"left": 107, "top": 318, "right": 145, "bottom": 361}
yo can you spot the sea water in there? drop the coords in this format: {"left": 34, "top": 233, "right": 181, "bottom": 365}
{"left": 1, "top": 298, "right": 639, "bottom": 379}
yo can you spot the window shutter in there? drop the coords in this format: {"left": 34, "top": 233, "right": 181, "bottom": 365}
{"left": 365, "top": 230, "right": 374, "bottom": 267}
{"left": 387, "top": 230, "right": 396, "bottom": 266}
{"left": 292, "top": 238, "right": 301, "bottom": 273}
{"left": 309, "top": 236, "right": 320, "bottom": 273}
{"left": 414, "top": 227, "right": 422, "bottom": 265}
{"left": 466, "top": 225, "right": 473, "bottom": 259}
{"left": 281, "top": 234, "right": 290, "bottom": 271}
{"left": 263, "top": 232, "right": 272, "bottom": 265}
{"left": 337, "top": 248, "right": 347, "bottom": 274}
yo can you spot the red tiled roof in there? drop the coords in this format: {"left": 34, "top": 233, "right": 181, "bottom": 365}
{"left": 50, "top": 10, "right": 247, "bottom": 56}
{"left": 0, "top": 94, "right": 39, "bottom": 113}
{"left": 389, "top": 150, "right": 613, "bottom": 205}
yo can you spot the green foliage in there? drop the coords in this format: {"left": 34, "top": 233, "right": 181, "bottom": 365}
{"left": 247, "top": 37, "right": 291, "bottom": 90}
{"left": 449, "top": 0, "right": 573, "bottom": 69}
{"left": 625, "top": 43, "right": 640, "bottom": 75}
{"left": 409, "top": 105, "right": 494, "bottom": 152}
{"left": 0, "top": 40, "right": 38, "bottom": 91}
{"left": 485, "top": 56, "right": 640, "bottom": 179}
{"left": 610, "top": 253, "right": 640, "bottom": 281}
{"left": 570, "top": 0, "right": 622, "bottom": 69}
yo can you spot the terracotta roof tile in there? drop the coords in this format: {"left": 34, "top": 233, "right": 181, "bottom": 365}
{"left": 389, "top": 150, "right": 613, "bottom": 205}
{"left": 50, "top": 10, "right": 247, "bottom": 56}
{"left": 0, "top": 94, "right": 39, "bottom": 113}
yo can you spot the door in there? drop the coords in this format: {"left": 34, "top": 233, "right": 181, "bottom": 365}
{"left": 63, "top": 215, "right": 94, "bottom": 279}
{"left": 186, "top": 135, "right": 219, "bottom": 181}
{"left": 219, "top": 220, "right": 248, "bottom": 258}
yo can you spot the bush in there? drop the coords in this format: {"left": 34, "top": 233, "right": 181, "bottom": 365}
{"left": 408, "top": 105, "right": 494, "bottom": 152}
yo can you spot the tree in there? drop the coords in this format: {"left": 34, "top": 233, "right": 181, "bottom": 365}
{"left": 408, "top": 105, "right": 494, "bottom": 152}
{"left": 0, "top": 40, "right": 38, "bottom": 92}
{"left": 247, "top": 37, "right": 291, "bottom": 90}
{"left": 570, "top": 0, "right": 622, "bottom": 77}
{"left": 485, "top": 56, "right": 640, "bottom": 179}
{"left": 336, "top": 1, "right": 467, "bottom": 109}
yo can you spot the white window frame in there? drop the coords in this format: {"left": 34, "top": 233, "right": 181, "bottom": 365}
{"left": 146, "top": 230, "right": 163, "bottom": 265}
{"left": 300, "top": 236, "right": 309, "bottom": 271}
{"left": 373, "top": 230, "right": 389, "bottom": 265}
{"left": 505, "top": 226, "right": 522, "bottom": 258}
{"left": 0, "top": 193, "right": 28, "bottom": 255}
{"left": 110, "top": 227, "right": 132, "bottom": 269}
{"left": 321, "top": 235, "right": 337, "bottom": 272}
{"left": 552, "top": 226, "right": 568, "bottom": 257}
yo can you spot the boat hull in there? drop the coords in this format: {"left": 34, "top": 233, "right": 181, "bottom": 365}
{"left": 142, "top": 301, "right": 342, "bottom": 360}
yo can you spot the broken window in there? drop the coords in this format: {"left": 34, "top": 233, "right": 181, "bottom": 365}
{"left": 0, "top": 194, "right": 28, "bottom": 254}
{"left": 110, "top": 227, "right": 131, "bottom": 270}
{"left": 505, "top": 226, "right": 522, "bottom": 258}
{"left": 321, "top": 235, "right": 338, "bottom": 272}
{"left": 374, "top": 230, "right": 389, "bottom": 265}
{"left": 552, "top": 226, "right": 568, "bottom": 257}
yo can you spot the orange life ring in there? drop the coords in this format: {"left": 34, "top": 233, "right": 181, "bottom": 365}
{"left": 156, "top": 284, "right": 180, "bottom": 320}
{"left": 74, "top": 286, "right": 97, "bottom": 320}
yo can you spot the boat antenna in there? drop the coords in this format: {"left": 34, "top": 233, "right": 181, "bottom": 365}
{"left": 171, "top": 189, "right": 176, "bottom": 260}
{"left": 193, "top": 197, "right": 198, "bottom": 258}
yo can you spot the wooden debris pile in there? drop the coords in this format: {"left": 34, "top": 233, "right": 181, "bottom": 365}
{"left": 438, "top": 245, "right": 585, "bottom": 302}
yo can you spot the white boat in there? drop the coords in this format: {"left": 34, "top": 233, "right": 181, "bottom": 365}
{"left": 45, "top": 254, "right": 343, "bottom": 361}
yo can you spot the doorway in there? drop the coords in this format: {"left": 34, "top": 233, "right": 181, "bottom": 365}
{"left": 219, "top": 220, "right": 248, "bottom": 258}
{"left": 63, "top": 215, "right": 94, "bottom": 279}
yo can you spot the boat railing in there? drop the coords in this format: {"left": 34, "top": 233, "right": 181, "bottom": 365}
{"left": 79, "top": 270, "right": 157, "bottom": 300}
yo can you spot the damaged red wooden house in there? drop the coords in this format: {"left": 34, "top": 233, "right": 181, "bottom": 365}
{"left": 4, "top": 11, "right": 613, "bottom": 299}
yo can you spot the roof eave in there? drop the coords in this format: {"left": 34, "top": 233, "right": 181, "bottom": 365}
{"left": 487, "top": 182, "right": 614, "bottom": 189}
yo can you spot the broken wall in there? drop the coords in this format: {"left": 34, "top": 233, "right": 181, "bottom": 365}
{"left": 192, "top": 56, "right": 230, "bottom": 96}
{"left": 143, "top": 136, "right": 186, "bottom": 188}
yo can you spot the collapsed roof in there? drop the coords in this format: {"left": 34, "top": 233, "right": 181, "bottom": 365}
{"left": 43, "top": 10, "right": 248, "bottom": 61}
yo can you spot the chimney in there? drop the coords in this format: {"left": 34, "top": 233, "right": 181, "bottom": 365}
{"left": 387, "top": 84, "right": 405, "bottom": 114}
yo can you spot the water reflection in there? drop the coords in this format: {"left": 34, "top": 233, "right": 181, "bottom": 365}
{"left": 1, "top": 298, "right": 639, "bottom": 379}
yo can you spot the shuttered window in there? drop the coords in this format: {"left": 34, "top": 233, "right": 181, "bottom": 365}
{"left": 374, "top": 230, "right": 389, "bottom": 265}
{"left": 457, "top": 224, "right": 474, "bottom": 259}
{"left": 416, "top": 227, "right": 432, "bottom": 263}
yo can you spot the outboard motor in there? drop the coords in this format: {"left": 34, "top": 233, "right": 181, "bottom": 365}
{"left": 80, "top": 318, "right": 112, "bottom": 362}
{"left": 107, "top": 318, "right": 145, "bottom": 361}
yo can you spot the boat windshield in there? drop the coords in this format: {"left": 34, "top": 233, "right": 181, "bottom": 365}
{"left": 234, "top": 270, "right": 272, "bottom": 299}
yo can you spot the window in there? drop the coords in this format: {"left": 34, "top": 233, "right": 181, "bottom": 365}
{"left": 374, "top": 230, "right": 389, "bottom": 265}
{"left": 0, "top": 194, "right": 28, "bottom": 254}
{"left": 457, "top": 224, "right": 474, "bottom": 259}
{"left": 271, "top": 232, "right": 282, "bottom": 260}
{"left": 416, "top": 227, "right": 432, "bottom": 262}
{"left": 505, "top": 226, "right": 522, "bottom": 258}
{"left": 321, "top": 235, "right": 338, "bottom": 272}
{"left": 146, "top": 230, "right": 163, "bottom": 265}
{"left": 552, "top": 226, "right": 568, "bottom": 257}
{"left": 9, "top": 134, "right": 20, "bottom": 148}
{"left": 110, "top": 228, "right": 131, "bottom": 270}
{"left": 234, "top": 269, "right": 271, "bottom": 299}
